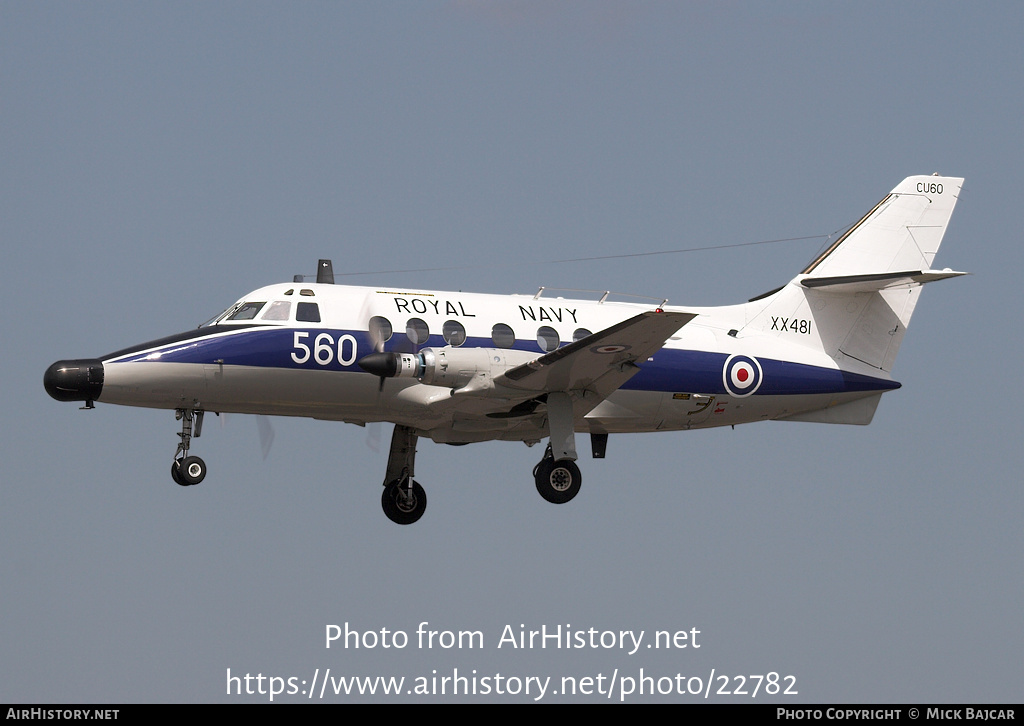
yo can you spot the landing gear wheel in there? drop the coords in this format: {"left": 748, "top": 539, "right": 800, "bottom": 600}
{"left": 381, "top": 479, "right": 427, "bottom": 525}
{"left": 178, "top": 456, "right": 207, "bottom": 486}
{"left": 171, "top": 460, "right": 187, "bottom": 487}
{"left": 534, "top": 457, "right": 582, "bottom": 504}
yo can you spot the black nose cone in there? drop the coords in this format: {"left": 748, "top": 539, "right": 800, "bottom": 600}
{"left": 357, "top": 352, "right": 400, "bottom": 378}
{"left": 44, "top": 359, "right": 104, "bottom": 403}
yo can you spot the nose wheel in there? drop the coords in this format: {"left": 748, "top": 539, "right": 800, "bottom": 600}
{"left": 172, "top": 455, "right": 207, "bottom": 487}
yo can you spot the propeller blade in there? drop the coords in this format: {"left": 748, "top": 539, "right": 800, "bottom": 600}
{"left": 256, "top": 415, "right": 275, "bottom": 460}
{"left": 366, "top": 422, "right": 382, "bottom": 452}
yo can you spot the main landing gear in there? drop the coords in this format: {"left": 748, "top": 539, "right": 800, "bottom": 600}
{"left": 375, "top": 394, "right": 595, "bottom": 523}
{"left": 170, "top": 408, "right": 207, "bottom": 487}
{"left": 533, "top": 444, "right": 582, "bottom": 504}
{"left": 375, "top": 426, "right": 592, "bottom": 524}
{"left": 531, "top": 391, "right": 582, "bottom": 504}
{"left": 382, "top": 478, "right": 427, "bottom": 526}
{"left": 381, "top": 425, "right": 427, "bottom": 525}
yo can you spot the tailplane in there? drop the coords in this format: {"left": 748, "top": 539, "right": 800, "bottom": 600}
{"left": 742, "top": 175, "right": 965, "bottom": 374}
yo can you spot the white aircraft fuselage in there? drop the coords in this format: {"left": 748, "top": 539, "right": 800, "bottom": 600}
{"left": 94, "top": 284, "right": 897, "bottom": 438}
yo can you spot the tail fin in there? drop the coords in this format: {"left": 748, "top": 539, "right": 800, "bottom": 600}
{"left": 743, "top": 175, "right": 965, "bottom": 374}
{"left": 800, "top": 174, "right": 963, "bottom": 278}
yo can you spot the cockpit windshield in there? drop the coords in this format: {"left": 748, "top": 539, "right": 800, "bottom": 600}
{"left": 198, "top": 301, "right": 265, "bottom": 327}
{"left": 227, "top": 302, "right": 266, "bottom": 320}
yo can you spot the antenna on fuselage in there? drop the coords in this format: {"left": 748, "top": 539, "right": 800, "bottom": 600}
{"left": 292, "top": 259, "right": 336, "bottom": 283}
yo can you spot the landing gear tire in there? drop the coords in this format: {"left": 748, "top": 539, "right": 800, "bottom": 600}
{"left": 534, "top": 457, "right": 581, "bottom": 504}
{"left": 381, "top": 479, "right": 427, "bottom": 525}
{"left": 176, "top": 456, "right": 206, "bottom": 486}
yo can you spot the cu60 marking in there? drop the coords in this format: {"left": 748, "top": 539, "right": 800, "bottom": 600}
{"left": 291, "top": 331, "right": 358, "bottom": 367}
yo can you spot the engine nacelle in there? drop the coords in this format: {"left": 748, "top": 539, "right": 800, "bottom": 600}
{"left": 357, "top": 347, "right": 538, "bottom": 391}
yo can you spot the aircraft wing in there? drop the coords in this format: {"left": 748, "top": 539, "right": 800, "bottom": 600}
{"left": 495, "top": 310, "right": 696, "bottom": 403}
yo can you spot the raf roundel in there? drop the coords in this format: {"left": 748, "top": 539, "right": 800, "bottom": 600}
{"left": 723, "top": 354, "right": 763, "bottom": 397}
{"left": 591, "top": 344, "right": 631, "bottom": 355}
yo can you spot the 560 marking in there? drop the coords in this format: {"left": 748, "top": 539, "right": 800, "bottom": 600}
{"left": 291, "top": 331, "right": 358, "bottom": 366}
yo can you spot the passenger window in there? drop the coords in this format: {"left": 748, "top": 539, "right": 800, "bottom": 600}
{"left": 296, "top": 302, "right": 321, "bottom": 323}
{"left": 442, "top": 320, "right": 466, "bottom": 347}
{"left": 491, "top": 323, "right": 515, "bottom": 348}
{"left": 406, "top": 318, "right": 429, "bottom": 345}
{"left": 572, "top": 328, "right": 593, "bottom": 343}
{"left": 262, "top": 301, "right": 292, "bottom": 321}
{"left": 537, "top": 326, "right": 560, "bottom": 352}
{"left": 228, "top": 302, "right": 266, "bottom": 321}
{"left": 369, "top": 316, "right": 393, "bottom": 346}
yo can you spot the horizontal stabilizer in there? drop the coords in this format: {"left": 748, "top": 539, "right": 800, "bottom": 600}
{"left": 800, "top": 269, "right": 968, "bottom": 293}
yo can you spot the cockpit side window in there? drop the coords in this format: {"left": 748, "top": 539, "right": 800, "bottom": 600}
{"left": 228, "top": 302, "right": 266, "bottom": 321}
{"left": 261, "top": 301, "right": 292, "bottom": 321}
{"left": 296, "top": 302, "right": 321, "bottom": 323}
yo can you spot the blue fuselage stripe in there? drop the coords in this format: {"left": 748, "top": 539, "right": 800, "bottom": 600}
{"left": 105, "top": 327, "right": 899, "bottom": 396}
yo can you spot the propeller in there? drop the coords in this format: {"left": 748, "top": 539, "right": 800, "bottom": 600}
{"left": 363, "top": 316, "right": 394, "bottom": 393}
{"left": 219, "top": 412, "right": 277, "bottom": 460}
{"left": 366, "top": 421, "right": 382, "bottom": 453}
{"left": 362, "top": 316, "right": 394, "bottom": 452}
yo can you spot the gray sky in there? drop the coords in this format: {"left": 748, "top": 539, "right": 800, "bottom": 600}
{"left": 3, "top": 1, "right": 1020, "bottom": 703}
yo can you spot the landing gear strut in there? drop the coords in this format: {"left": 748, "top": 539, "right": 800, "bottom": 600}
{"left": 533, "top": 444, "right": 582, "bottom": 504}
{"left": 171, "top": 408, "right": 206, "bottom": 487}
{"left": 380, "top": 424, "right": 427, "bottom": 524}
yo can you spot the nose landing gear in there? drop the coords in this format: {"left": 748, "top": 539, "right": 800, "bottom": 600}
{"left": 171, "top": 408, "right": 207, "bottom": 487}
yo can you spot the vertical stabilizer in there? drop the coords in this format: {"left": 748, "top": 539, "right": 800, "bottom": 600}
{"left": 742, "top": 175, "right": 964, "bottom": 373}
{"left": 801, "top": 175, "right": 962, "bottom": 277}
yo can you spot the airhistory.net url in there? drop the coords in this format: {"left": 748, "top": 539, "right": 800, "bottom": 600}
{"left": 226, "top": 667, "right": 798, "bottom": 702}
